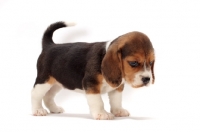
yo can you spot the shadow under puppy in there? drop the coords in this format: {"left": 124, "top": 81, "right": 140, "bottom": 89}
{"left": 31, "top": 21, "right": 155, "bottom": 120}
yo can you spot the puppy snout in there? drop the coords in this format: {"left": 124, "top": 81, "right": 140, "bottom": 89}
{"left": 142, "top": 77, "right": 150, "bottom": 85}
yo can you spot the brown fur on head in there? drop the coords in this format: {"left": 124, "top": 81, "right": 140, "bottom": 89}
{"left": 101, "top": 31, "right": 155, "bottom": 88}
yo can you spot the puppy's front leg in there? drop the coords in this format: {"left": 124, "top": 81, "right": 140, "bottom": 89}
{"left": 86, "top": 93, "right": 114, "bottom": 120}
{"left": 108, "top": 85, "right": 130, "bottom": 117}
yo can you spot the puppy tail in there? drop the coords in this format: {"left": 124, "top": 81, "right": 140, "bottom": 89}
{"left": 42, "top": 21, "right": 76, "bottom": 49}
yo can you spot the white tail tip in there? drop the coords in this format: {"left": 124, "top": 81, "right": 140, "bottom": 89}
{"left": 64, "top": 22, "right": 76, "bottom": 27}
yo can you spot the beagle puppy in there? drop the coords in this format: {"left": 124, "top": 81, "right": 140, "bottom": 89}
{"left": 31, "top": 21, "right": 155, "bottom": 120}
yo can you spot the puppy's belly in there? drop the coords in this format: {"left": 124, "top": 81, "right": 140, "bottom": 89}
{"left": 55, "top": 80, "right": 117, "bottom": 94}
{"left": 73, "top": 88, "right": 113, "bottom": 94}
{"left": 74, "top": 89, "right": 85, "bottom": 94}
{"left": 71, "top": 80, "right": 118, "bottom": 94}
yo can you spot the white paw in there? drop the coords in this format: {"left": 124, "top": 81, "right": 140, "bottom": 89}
{"left": 33, "top": 108, "right": 48, "bottom": 116}
{"left": 111, "top": 108, "right": 130, "bottom": 117}
{"left": 92, "top": 110, "right": 115, "bottom": 120}
{"left": 49, "top": 106, "right": 65, "bottom": 113}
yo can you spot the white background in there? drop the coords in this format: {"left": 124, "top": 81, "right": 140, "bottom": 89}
{"left": 0, "top": 0, "right": 200, "bottom": 131}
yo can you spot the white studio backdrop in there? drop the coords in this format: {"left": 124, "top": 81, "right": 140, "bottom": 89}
{"left": 0, "top": 0, "right": 200, "bottom": 131}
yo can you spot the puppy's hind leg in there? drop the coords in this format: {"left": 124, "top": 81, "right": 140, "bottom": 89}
{"left": 31, "top": 82, "right": 52, "bottom": 116}
{"left": 43, "top": 84, "right": 64, "bottom": 113}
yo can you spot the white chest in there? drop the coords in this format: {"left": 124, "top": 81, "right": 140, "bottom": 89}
{"left": 100, "top": 79, "right": 116, "bottom": 94}
{"left": 100, "top": 78, "right": 125, "bottom": 94}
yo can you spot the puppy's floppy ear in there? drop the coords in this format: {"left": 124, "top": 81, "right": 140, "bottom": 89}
{"left": 101, "top": 43, "right": 122, "bottom": 87}
{"left": 151, "top": 61, "right": 155, "bottom": 84}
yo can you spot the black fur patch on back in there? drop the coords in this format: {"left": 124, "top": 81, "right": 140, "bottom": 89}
{"left": 34, "top": 42, "right": 106, "bottom": 90}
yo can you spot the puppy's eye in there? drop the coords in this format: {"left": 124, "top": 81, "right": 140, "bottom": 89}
{"left": 129, "top": 61, "right": 139, "bottom": 67}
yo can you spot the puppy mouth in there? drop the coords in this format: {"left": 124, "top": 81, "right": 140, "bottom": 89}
{"left": 131, "top": 84, "right": 144, "bottom": 88}
{"left": 132, "top": 83, "right": 151, "bottom": 88}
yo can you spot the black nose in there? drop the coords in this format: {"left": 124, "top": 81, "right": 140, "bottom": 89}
{"left": 142, "top": 77, "right": 150, "bottom": 84}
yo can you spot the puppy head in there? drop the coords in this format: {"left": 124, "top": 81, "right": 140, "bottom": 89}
{"left": 101, "top": 31, "right": 155, "bottom": 88}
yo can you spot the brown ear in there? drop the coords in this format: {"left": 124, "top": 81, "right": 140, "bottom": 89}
{"left": 151, "top": 61, "right": 155, "bottom": 84}
{"left": 101, "top": 44, "right": 122, "bottom": 87}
